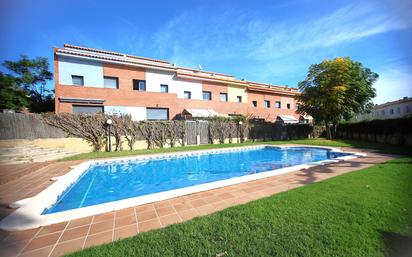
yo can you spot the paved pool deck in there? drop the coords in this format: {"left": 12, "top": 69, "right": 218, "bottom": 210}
{"left": 0, "top": 146, "right": 395, "bottom": 257}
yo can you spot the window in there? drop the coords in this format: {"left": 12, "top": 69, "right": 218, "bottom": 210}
{"left": 406, "top": 106, "right": 410, "bottom": 113}
{"left": 146, "top": 108, "right": 169, "bottom": 120}
{"left": 296, "top": 103, "right": 300, "bottom": 111}
{"left": 390, "top": 109, "right": 394, "bottom": 114}
{"left": 71, "top": 75, "right": 84, "bottom": 86}
{"left": 72, "top": 105, "right": 103, "bottom": 114}
{"left": 220, "top": 93, "right": 228, "bottom": 102}
{"left": 252, "top": 101, "right": 257, "bottom": 107}
{"left": 275, "top": 101, "right": 281, "bottom": 108}
{"left": 397, "top": 107, "right": 401, "bottom": 114}
{"left": 104, "top": 76, "right": 119, "bottom": 89}
{"left": 381, "top": 110, "right": 385, "bottom": 115}
{"left": 160, "top": 84, "right": 168, "bottom": 93}
{"left": 202, "top": 91, "right": 212, "bottom": 101}
{"left": 133, "top": 80, "right": 146, "bottom": 91}
{"left": 264, "top": 100, "right": 270, "bottom": 108}
{"left": 184, "top": 91, "right": 191, "bottom": 99}
{"left": 287, "top": 103, "right": 291, "bottom": 109}
{"left": 236, "top": 96, "right": 242, "bottom": 103}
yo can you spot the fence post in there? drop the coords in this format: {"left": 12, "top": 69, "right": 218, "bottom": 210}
{"left": 196, "top": 120, "right": 200, "bottom": 145}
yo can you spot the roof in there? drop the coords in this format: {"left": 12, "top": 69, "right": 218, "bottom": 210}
{"left": 277, "top": 115, "right": 299, "bottom": 123}
{"left": 300, "top": 114, "right": 313, "bottom": 120}
{"left": 55, "top": 44, "right": 299, "bottom": 95}
{"left": 373, "top": 97, "right": 412, "bottom": 109}
{"left": 183, "top": 109, "right": 220, "bottom": 117}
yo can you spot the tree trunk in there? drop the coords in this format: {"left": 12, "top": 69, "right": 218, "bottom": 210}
{"left": 325, "top": 122, "right": 332, "bottom": 140}
{"left": 332, "top": 123, "right": 337, "bottom": 139}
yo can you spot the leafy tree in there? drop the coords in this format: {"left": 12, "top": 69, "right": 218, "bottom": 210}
{"left": 1, "top": 55, "right": 53, "bottom": 112}
{"left": 0, "top": 72, "right": 30, "bottom": 111}
{"left": 296, "top": 57, "right": 378, "bottom": 139}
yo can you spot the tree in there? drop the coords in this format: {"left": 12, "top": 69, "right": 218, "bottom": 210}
{"left": 0, "top": 72, "right": 30, "bottom": 111}
{"left": 43, "top": 113, "right": 107, "bottom": 151}
{"left": 296, "top": 57, "right": 377, "bottom": 139}
{"left": 1, "top": 55, "right": 53, "bottom": 112}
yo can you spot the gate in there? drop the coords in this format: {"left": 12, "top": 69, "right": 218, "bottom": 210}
{"left": 185, "top": 121, "right": 197, "bottom": 145}
{"left": 184, "top": 120, "right": 210, "bottom": 145}
{"left": 198, "top": 121, "right": 209, "bottom": 144}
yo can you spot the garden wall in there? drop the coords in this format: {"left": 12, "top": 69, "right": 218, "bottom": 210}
{"left": 0, "top": 113, "right": 319, "bottom": 152}
{"left": 0, "top": 113, "right": 67, "bottom": 140}
{"left": 336, "top": 117, "right": 412, "bottom": 146}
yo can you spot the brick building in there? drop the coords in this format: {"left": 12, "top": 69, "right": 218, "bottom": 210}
{"left": 54, "top": 44, "right": 301, "bottom": 122}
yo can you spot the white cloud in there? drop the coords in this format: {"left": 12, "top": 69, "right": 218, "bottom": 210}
{"left": 102, "top": 1, "right": 411, "bottom": 100}
{"left": 148, "top": 2, "right": 411, "bottom": 85}
{"left": 372, "top": 67, "right": 412, "bottom": 104}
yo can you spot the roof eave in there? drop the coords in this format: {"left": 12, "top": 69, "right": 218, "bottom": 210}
{"left": 56, "top": 51, "right": 177, "bottom": 72}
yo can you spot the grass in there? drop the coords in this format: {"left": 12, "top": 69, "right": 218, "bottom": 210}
{"left": 68, "top": 157, "right": 412, "bottom": 257}
{"left": 61, "top": 138, "right": 412, "bottom": 161}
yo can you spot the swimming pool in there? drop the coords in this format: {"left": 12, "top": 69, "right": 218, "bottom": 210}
{"left": 0, "top": 145, "right": 363, "bottom": 230}
{"left": 45, "top": 146, "right": 350, "bottom": 213}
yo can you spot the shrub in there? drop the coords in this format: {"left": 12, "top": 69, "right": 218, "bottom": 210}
{"left": 116, "top": 115, "right": 140, "bottom": 150}
{"left": 43, "top": 113, "right": 107, "bottom": 151}
{"left": 337, "top": 117, "right": 412, "bottom": 135}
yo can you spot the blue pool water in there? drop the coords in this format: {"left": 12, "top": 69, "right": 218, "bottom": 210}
{"left": 44, "top": 147, "right": 350, "bottom": 214}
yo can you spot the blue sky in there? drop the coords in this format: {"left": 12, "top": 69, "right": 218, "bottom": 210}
{"left": 1, "top": 0, "right": 411, "bottom": 104}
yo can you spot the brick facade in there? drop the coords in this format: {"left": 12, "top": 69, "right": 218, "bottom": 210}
{"left": 54, "top": 44, "right": 301, "bottom": 122}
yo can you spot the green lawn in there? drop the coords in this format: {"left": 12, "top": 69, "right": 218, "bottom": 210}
{"left": 62, "top": 138, "right": 412, "bottom": 161}
{"left": 68, "top": 157, "right": 412, "bottom": 257}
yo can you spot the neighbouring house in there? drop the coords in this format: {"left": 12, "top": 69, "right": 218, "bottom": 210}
{"left": 276, "top": 115, "right": 299, "bottom": 124}
{"left": 181, "top": 109, "right": 222, "bottom": 119}
{"left": 54, "top": 44, "right": 306, "bottom": 122}
{"left": 353, "top": 97, "right": 412, "bottom": 121}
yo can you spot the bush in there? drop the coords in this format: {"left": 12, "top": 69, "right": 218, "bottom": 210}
{"left": 337, "top": 117, "right": 412, "bottom": 135}
{"left": 43, "top": 113, "right": 317, "bottom": 152}
{"left": 337, "top": 117, "right": 412, "bottom": 145}
{"left": 286, "top": 124, "right": 313, "bottom": 140}
{"left": 43, "top": 113, "right": 107, "bottom": 151}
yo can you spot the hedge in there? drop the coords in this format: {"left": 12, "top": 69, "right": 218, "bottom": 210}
{"left": 337, "top": 117, "right": 412, "bottom": 135}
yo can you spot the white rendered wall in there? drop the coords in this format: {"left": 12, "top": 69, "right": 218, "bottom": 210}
{"left": 145, "top": 69, "right": 202, "bottom": 100}
{"left": 228, "top": 85, "right": 247, "bottom": 103}
{"left": 372, "top": 101, "right": 412, "bottom": 119}
{"left": 104, "top": 106, "right": 127, "bottom": 115}
{"left": 127, "top": 107, "right": 147, "bottom": 121}
{"left": 145, "top": 69, "right": 174, "bottom": 92}
{"left": 58, "top": 57, "right": 104, "bottom": 87}
{"left": 172, "top": 78, "right": 202, "bottom": 100}
{"left": 105, "top": 106, "right": 146, "bottom": 121}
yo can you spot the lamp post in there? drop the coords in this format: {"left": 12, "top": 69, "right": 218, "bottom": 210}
{"left": 238, "top": 121, "right": 243, "bottom": 143}
{"left": 106, "top": 119, "right": 113, "bottom": 152}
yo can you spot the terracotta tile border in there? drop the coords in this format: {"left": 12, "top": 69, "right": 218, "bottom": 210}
{"left": 0, "top": 148, "right": 395, "bottom": 257}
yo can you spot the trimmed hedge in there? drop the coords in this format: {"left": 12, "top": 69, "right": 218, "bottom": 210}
{"left": 338, "top": 117, "right": 412, "bottom": 135}
{"left": 336, "top": 117, "right": 412, "bottom": 146}
{"left": 248, "top": 123, "right": 315, "bottom": 141}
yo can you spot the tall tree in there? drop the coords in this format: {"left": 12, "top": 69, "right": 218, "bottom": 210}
{"left": 296, "top": 57, "right": 378, "bottom": 139}
{"left": 0, "top": 72, "right": 30, "bottom": 111}
{"left": 1, "top": 55, "right": 53, "bottom": 112}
